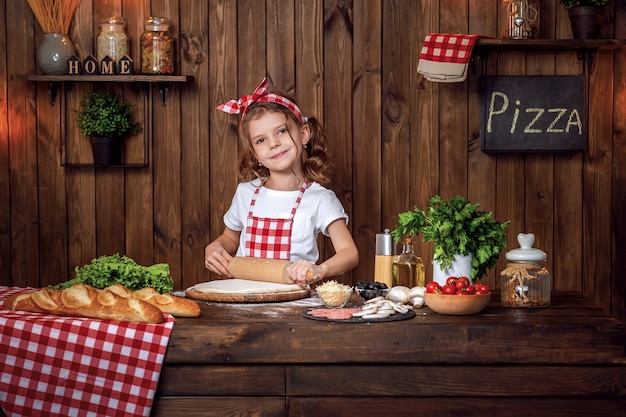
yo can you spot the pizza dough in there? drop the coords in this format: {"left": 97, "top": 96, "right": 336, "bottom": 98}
{"left": 192, "top": 279, "right": 303, "bottom": 294}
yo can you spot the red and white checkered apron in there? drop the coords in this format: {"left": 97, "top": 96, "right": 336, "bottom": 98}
{"left": 245, "top": 180, "right": 308, "bottom": 260}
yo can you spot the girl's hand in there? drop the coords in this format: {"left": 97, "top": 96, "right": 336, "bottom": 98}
{"left": 204, "top": 242, "right": 233, "bottom": 277}
{"left": 286, "top": 260, "right": 325, "bottom": 287}
{"left": 204, "top": 228, "right": 240, "bottom": 277}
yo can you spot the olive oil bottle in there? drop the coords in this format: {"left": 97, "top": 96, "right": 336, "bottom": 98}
{"left": 392, "top": 238, "right": 425, "bottom": 288}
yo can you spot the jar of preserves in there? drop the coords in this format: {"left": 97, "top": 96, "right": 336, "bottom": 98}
{"left": 500, "top": 233, "right": 550, "bottom": 308}
{"left": 96, "top": 17, "right": 129, "bottom": 62}
{"left": 141, "top": 16, "right": 174, "bottom": 74}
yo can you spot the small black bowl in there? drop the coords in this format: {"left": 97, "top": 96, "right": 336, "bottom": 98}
{"left": 355, "top": 281, "right": 390, "bottom": 301}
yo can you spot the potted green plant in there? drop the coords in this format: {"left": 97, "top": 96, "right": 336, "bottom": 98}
{"left": 560, "top": 0, "right": 610, "bottom": 39}
{"left": 75, "top": 90, "right": 141, "bottom": 166}
{"left": 391, "top": 195, "right": 510, "bottom": 284}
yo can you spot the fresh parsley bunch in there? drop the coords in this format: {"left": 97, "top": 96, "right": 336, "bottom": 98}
{"left": 392, "top": 195, "right": 510, "bottom": 281}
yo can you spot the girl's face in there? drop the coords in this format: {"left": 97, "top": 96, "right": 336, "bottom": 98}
{"left": 247, "top": 111, "right": 310, "bottom": 175}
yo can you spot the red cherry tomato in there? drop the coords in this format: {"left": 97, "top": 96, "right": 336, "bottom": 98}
{"left": 446, "top": 276, "right": 458, "bottom": 286}
{"left": 455, "top": 280, "right": 467, "bottom": 290}
{"left": 464, "top": 285, "right": 476, "bottom": 295}
{"left": 426, "top": 282, "right": 440, "bottom": 294}
{"left": 457, "top": 276, "right": 471, "bottom": 287}
{"left": 442, "top": 285, "right": 456, "bottom": 295}
{"left": 475, "top": 283, "right": 490, "bottom": 293}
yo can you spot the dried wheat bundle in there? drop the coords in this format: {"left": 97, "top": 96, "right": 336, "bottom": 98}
{"left": 27, "top": 0, "right": 80, "bottom": 34}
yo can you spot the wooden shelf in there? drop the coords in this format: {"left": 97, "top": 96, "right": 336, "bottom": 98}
{"left": 12, "top": 74, "right": 192, "bottom": 82}
{"left": 11, "top": 74, "right": 193, "bottom": 105}
{"left": 473, "top": 38, "right": 626, "bottom": 74}
{"left": 475, "top": 38, "right": 626, "bottom": 51}
{"left": 12, "top": 74, "right": 193, "bottom": 168}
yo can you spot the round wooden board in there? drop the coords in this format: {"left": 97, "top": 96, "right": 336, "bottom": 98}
{"left": 185, "top": 286, "right": 311, "bottom": 303}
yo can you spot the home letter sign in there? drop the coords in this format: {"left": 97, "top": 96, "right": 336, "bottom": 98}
{"left": 479, "top": 76, "right": 586, "bottom": 152}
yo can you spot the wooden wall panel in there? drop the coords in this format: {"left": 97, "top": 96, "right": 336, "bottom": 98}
{"left": 382, "top": 0, "right": 412, "bottom": 257}
{"left": 0, "top": 0, "right": 624, "bottom": 322}
{"left": 352, "top": 0, "right": 382, "bottom": 283}
{"left": 124, "top": 0, "right": 154, "bottom": 269}
{"left": 553, "top": 5, "right": 583, "bottom": 293}
{"left": 208, "top": 0, "right": 238, "bottom": 286}
{"left": 439, "top": 1, "right": 470, "bottom": 200}
{"left": 0, "top": 0, "right": 8, "bottom": 285}
{"left": 410, "top": 0, "right": 438, "bottom": 281}
{"left": 65, "top": 0, "right": 96, "bottom": 281}
{"left": 267, "top": 0, "right": 295, "bottom": 91}
{"left": 180, "top": 1, "right": 210, "bottom": 289}
{"left": 6, "top": 1, "right": 39, "bottom": 287}
{"left": 585, "top": 51, "right": 615, "bottom": 313}
{"left": 468, "top": 0, "right": 498, "bottom": 286}
{"left": 152, "top": 3, "right": 184, "bottom": 287}
{"left": 323, "top": 0, "right": 354, "bottom": 283}
{"left": 612, "top": 2, "right": 626, "bottom": 331}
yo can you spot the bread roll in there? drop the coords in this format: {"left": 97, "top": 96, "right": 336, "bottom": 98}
{"left": 106, "top": 284, "right": 201, "bottom": 317}
{"left": 3, "top": 284, "right": 164, "bottom": 324}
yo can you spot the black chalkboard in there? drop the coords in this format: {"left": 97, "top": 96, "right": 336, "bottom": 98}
{"left": 479, "top": 75, "right": 586, "bottom": 152}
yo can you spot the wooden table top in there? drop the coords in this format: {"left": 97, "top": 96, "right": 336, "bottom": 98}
{"left": 164, "top": 291, "right": 625, "bottom": 366}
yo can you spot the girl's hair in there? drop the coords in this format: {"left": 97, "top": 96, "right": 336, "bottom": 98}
{"left": 237, "top": 100, "right": 332, "bottom": 185}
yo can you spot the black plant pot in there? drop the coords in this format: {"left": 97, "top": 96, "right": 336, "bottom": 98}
{"left": 568, "top": 6, "right": 604, "bottom": 39}
{"left": 90, "top": 136, "right": 123, "bottom": 166}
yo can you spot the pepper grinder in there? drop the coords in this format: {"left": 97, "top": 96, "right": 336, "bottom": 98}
{"left": 374, "top": 229, "right": 394, "bottom": 288}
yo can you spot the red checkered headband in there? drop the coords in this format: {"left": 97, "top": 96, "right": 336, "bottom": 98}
{"left": 217, "top": 77, "right": 306, "bottom": 125}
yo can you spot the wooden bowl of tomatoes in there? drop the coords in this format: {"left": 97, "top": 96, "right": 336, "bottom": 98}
{"left": 424, "top": 277, "right": 491, "bottom": 315}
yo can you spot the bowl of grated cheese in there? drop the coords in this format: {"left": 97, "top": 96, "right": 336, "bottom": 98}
{"left": 315, "top": 280, "right": 354, "bottom": 308}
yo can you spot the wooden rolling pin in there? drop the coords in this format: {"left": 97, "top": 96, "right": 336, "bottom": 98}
{"left": 228, "top": 257, "right": 317, "bottom": 284}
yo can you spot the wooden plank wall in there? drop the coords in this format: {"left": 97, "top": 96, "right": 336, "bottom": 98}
{"left": 0, "top": 0, "right": 624, "bottom": 322}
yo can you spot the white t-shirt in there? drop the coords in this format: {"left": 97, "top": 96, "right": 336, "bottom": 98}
{"left": 223, "top": 180, "right": 349, "bottom": 263}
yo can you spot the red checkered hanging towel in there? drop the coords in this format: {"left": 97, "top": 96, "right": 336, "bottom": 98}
{"left": 417, "top": 33, "right": 489, "bottom": 82}
{"left": 245, "top": 180, "right": 308, "bottom": 260}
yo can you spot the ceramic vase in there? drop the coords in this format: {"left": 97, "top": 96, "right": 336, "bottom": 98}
{"left": 432, "top": 253, "right": 473, "bottom": 286}
{"left": 38, "top": 33, "right": 75, "bottom": 75}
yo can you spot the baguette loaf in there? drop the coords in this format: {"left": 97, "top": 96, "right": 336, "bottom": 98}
{"left": 106, "top": 284, "right": 201, "bottom": 317}
{"left": 3, "top": 284, "right": 165, "bottom": 324}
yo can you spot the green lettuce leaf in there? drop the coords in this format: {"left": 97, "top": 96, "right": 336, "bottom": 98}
{"left": 50, "top": 253, "right": 174, "bottom": 294}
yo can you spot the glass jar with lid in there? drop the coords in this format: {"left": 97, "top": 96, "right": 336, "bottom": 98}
{"left": 500, "top": 233, "right": 550, "bottom": 308}
{"left": 141, "top": 16, "right": 174, "bottom": 74}
{"left": 97, "top": 17, "right": 129, "bottom": 62}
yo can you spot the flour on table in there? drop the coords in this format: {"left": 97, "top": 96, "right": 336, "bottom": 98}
{"left": 192, "top": 279, "right": 303, "bottom": 294}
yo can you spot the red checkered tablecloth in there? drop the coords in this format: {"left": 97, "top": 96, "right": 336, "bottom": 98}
{"left": 0, "top": 286, "right": 175, "bottom": 417}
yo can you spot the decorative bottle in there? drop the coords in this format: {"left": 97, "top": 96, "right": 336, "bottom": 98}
{"left": 392, "top": 238, "right": 425, "bottom": 288}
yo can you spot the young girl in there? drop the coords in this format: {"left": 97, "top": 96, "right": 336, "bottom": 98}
{"left": 204, "top": 78, "right": 359, "bottom": 287}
